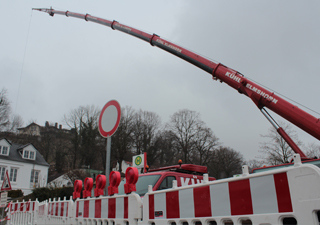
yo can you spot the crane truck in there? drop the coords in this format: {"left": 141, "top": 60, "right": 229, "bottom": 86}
{"left": 6, "top": 8, "right": 320, "bottom": 225}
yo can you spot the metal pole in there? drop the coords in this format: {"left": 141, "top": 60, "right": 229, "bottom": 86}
{"left": 105, "top": 136, "right": 111, "bottom": 196}
{"left": 1, "top": 205, "right": 3, "bottom": 225}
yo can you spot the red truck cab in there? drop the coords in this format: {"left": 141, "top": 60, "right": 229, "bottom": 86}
{"left": 118, "top": 164, "right": 216, "bottom": 196}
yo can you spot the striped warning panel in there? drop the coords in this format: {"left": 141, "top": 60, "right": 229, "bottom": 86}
{"left": 76, "top": 196, "right": 128, "bottom": 219}
{"left": 48, "top": 202, "right": 69, "bottom": 217}
{"left": 39, "top": 204, "right": 46, "bottom": 216}
{"left": 148, "top": 172, "right": 292, "bottom": 219}
{"left": 11, "top": 201, "right": 35, "bottom": 212}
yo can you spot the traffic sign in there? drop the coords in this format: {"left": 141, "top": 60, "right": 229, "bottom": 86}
{"left": 133, "top": 153, "right": 145, "bottom": 169}
{"left": 0, "top": 192, "right": 7, "bottom": 207}
{"left": 1, "top": 170, "right": 11, "bottom": 191}
{"left": 98, "top": 100, "right": 121, "bottom": 138}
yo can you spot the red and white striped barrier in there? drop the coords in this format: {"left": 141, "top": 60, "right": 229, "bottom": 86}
{"left": 39, "top": 197, "right": 74, "bottom": 225}
{"left": 147, "top": 172, "right": 292, "bottom": 220}
{"left": 10, "top": 200, "right": 36, "bottom": 213}
{"left": 143, "top": 161, "right": 320, "bottom": 224}
{"left": 48, "top": 200, "right": 69, "bottom": 217}
{"left": 75, "top": 192, "right": 142, "bottom": 224}
{"left": 8, "top": 199, "right": 38, "bottom": 225}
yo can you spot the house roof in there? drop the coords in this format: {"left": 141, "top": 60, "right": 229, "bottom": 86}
{"left": 17, "top": 122, "right": 41, "bottom": 130}
{"left": 0, "top": 141, "right": 49, "bottom": 167}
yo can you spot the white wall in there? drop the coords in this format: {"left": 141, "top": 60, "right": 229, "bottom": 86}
{"left": 0, "top": 159, "right": 48, "bottom": 195}
{"left": 113, "top": 161, "right": 131, "bottom": 174}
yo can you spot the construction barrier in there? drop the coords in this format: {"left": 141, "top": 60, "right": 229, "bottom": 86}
{"left": 8, "top": 200, "right": 38, "bottom": 225}
{"left": 5, "top": 155, "right": 320, "bottom": 225}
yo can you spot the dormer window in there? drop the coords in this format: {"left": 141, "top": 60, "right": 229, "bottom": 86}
{"left": 23, "top": 150, "right": 35, "bottom": 160}
{"left": 23, "top": 150, "right": 29, "bottom": 158}
{"left": 30, "top": 151, "right": 34, "bottom": 159}
{"left": 0, "top": 146, "right": 9, "bottom": 156}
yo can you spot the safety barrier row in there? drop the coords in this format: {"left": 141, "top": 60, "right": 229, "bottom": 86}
{"left": 7, "top": 192, "right": 142, "bottom": 225}
{"left": 6, "top": 155, "right": 320, "bottom": 225}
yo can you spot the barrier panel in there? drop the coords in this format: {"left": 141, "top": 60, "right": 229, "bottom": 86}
{"left": 37, "top": 200, "right": 48, "bottom": 224}
{"left": 75, "top": 192, "right": 142, "bottom": 225}
{"left": 44, "top": 196, "right": 75, "bottom": 225}
{"left": 143, "top": 162, "right": 320, "bottom": 225}
{"left": 8, "top": 199, "right": 38, "bottom": 225}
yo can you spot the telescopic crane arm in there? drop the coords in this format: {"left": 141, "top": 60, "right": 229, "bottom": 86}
{"left": 33, "top": 8, "right": 320, "bottom": 159}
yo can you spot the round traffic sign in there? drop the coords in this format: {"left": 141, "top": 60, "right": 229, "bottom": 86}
{"left": 98, "top": 100, "right": 121, "bottom": 137}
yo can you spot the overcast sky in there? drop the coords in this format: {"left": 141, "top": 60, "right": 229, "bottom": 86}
{"left": 1, "top": 0, "right": 320, "bottom": 161}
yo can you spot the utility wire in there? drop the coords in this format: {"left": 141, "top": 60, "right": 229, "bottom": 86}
{"left": 15, "top": 10, "right": 33, "bottom": 115}
{"left": 247, "top": 77, "right": 320, "bottom": 116}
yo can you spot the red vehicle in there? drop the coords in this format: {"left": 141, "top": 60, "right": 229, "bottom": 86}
{"left": 118, "top": 163, "right": 216, "bottom": 196}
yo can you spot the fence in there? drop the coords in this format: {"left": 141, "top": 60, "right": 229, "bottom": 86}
{"left": 5, "top": 155, "right": 320, "bottom": 225}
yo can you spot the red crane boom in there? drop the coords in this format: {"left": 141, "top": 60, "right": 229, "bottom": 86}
{"left": 33, "top": 8, "right": 320, "bottom": 159}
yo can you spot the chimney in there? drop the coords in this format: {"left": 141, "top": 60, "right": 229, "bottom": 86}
{"left": 59, "top": 124, "right": 62, "bottom": 129}
{"left": 55, "top": 123, "right": 58, "bottom": 128}
{"left": 45, "top": 121, "right": 49, "bottom": 127}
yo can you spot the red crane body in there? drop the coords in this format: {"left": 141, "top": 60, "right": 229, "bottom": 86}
{"left": 33, "top": 8, "right": 320, "bottom": 158}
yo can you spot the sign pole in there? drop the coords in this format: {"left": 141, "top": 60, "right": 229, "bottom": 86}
{"left": 1, "top": 205, "right": 3, "bottom": 221}
{"left": 105, "top": 136, "right": 111, "bottom": 196}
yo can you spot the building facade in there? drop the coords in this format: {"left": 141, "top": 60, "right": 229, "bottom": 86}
{"left": 18, "top": 121, "right": 70, "bottom": 136}
{"left": 0, "top": 138, "right": 49, "bottom": 195}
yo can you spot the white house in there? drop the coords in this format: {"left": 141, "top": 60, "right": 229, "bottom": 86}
{"left": 47, "top": 174, "right": 73, "bottom": 188}
{"left": 0, "top": 138, "right": 49, "bottom": 195}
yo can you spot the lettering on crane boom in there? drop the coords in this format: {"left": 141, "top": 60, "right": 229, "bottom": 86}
{"left": 114, "top": 23, "right": 132, "bottom": 32}
{"left": 156, "top": 39, "right": 182, "bottom": 53}
{"left": 225, "top": 71, "right": 241, "bottom": 83}
{"left": 224, "top": 72, "right": 278, "bottom": 104}
{"left": 246, "top": 83, "right": 278, "bottom": 104}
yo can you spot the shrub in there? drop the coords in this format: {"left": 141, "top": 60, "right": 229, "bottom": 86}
{"left": 32, "top": 187, "right": 74, "bottom": 202}
{"left": 8, "top": 189, "right": 23, "bottom": 198}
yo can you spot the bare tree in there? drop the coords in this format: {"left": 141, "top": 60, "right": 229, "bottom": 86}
{"left": 0, "top": 88, "right": 24, "bottom": 135}
{"left": 131, "top": 109, "right": 162, "bottom": 167}
{"left": 305, "top": 143, "right": 320, "bottom": 159}
{"left": 259, "top": 122, "right": 302, "bottom": 165}
{"left": 192, "top": 126, "right": 219, "bottom": 165}
{"left": 132, "top": 109, "right": 161, "bottom": 155}
{"left": 0, "top": 88, "right": 11, "bottom": 131}
{"left": 208, "top": 146, "right": 244, "bottom": 179}
{"left": 245, "top": 159, "right": 264, "bottom": 173}
{"left": 7, "top": 115, "right": 24, "bottom": 132}
{"left": 111, "top": 106, "right": 135, "bottom": 173}
{"left": 167, "top": 109, "right": 204, "bottom": 163}
{"left": 152, "top": 130, "right": 178, "bottom": 167}
{"left": 64, "top": 105, "right": 100, "bottom": 169}
{"left": 64, "top": 169, "right": 89, "bottom": 185}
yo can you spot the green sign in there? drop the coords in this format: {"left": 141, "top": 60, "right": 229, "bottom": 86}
{"left": 135, "top": 156, "right": 142, "bottom": 166}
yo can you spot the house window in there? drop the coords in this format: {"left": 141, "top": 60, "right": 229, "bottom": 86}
{"left": 23, "top": 150, "right": 35, "bottom": 160}
{"left": 30, "top": 151, "right": 35, "bottom": 159}
{"left": 10, "top": 168, "right": 18, "bottom": 182}
{"left": 24, "top": 151, "right": 29, "bottom": 158}
{"left": 0, "top": 146, "right": 9, "bottom": 156}
{"left": 30, "top": 170, "right": 39, "bottom": 183}
{"left": 0, "top": 167, "right": 6, "bottom": 180}
{"left": 2, "top": 147, "right": 8, "bottom": 155}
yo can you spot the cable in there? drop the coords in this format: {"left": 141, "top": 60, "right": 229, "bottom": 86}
{"left": 15, "top": 10, "right": 33, "bottom": 115}
{"left": 246, "top": 76, "right": 320, "bottom": 116}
